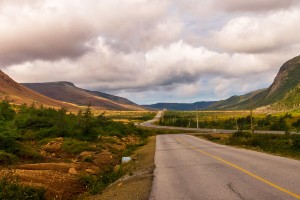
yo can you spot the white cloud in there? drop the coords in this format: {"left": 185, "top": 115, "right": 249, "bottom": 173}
{"left": 1, "top": 0, "right": 300, "bottom": 104}
{"left": 212, "top": 8, "right": 300, "bottom": 53}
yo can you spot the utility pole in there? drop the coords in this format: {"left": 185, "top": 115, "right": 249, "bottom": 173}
{"left": 196, "top": 106, "right": 199, "bottom": 129}
{"left": 250, "top": 97, "right": 254, "bottom": 134}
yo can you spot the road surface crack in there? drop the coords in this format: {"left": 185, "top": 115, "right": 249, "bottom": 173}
{"left": 227, "top": 183, "right": 246, "bottom": 200}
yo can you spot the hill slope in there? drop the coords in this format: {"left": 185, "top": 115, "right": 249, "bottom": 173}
{"left": 208, "top": 55, "right": 300, "bottom": 111}
{"left": 23, "top": 82, "right": 145, "bottom": 111}
{"left": 0, "top": 70, "right": 77, "bottom": 110}
{"left": 208, "top": 89, "right": 267, "bottom": 110}
{"left": 143, "top": 101, "right": 215, "bottom": 111}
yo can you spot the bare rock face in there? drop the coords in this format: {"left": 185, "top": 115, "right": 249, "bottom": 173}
{"left": 68, "top": 167, "right": 78, "bottom": 175}
{"left": 267, "top": 55, "right": 300, "bottom": 97}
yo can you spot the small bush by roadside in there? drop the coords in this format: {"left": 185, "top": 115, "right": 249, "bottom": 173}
{"left": 80, "top": 165, "right": 124, "bottom": 195}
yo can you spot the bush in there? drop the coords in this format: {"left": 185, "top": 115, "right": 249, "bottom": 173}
{"left": 17, "top": 145, "right": 42, "bottom": 161}
{"left": 0, "top": 134, "right": 20, "bottom": 154}
{"left": 0, "top": 171, "right": 45, "bottom": 200}
{"left": 232, "top": 131, "right": 252, "bottom": 138}
{"left": 0, "top": 151, "right": 18, "bottom": 165}
{"left": 62, "top": 139, "right": 95, "bottom": 154}
{"left": 80, "top": 166, "right": 124, "bottom": 195}
{"left": 0, "top": 100, "right": 16, "bottom": 121}
{"left": 270, "top": 117, "right": 289, "bottom": 131}
{"left": 292, "top": 139, "right": 300, "bottom": 150}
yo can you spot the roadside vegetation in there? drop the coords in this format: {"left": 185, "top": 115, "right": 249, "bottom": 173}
{"left": 0, "top": 171, "right": 45, "bottom": 200}
{"left": 102, "top": 111, "right": 156, "bottom": 124}
{"left": 159, "top": 111, "right": 300, "bottom": 132}
{"left": 198, "top": 132, "right": 300, "bottom": 160}
{"left": 0, "top": 100, "right": 157, "bottom": 199}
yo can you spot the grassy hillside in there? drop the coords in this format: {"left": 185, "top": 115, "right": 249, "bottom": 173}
{"left": 23, "top": 82, "right": 144, "bottom": 111}
{"left": 271, "top": 83, "right": 300, "bottom": 111}
{"left": 208, "top": 55, "right": 300, "bottom": 111}
{"left": 0, "top": 71, "right": 78, "bottom": 110}
{"left": 208, "top": 89, "right": 266, "bottom": 110}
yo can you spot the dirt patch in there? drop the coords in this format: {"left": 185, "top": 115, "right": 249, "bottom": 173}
{"left": 0, "top": 135, "right": 145, "bottom": 200}
{"left": 15, "top": 163, "right": 75, "bottom": 172}
{"left": 0, "top": 169, "right": 85, "bottom": 200}
{"left": 88, "top": 136, "right": 156, "bottom": 200}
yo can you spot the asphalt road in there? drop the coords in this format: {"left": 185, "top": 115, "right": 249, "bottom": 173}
{"left": 140, "top": 111, "right": 292, "bottom": 134}
{"left": 150, "top": 134, "right": 300, "bottom": 200}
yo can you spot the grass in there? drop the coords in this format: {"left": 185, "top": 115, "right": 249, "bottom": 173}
{"left": 62, "top": 138, "right": 96, "bottom": 154}
{"left": 122, "top": 139, "right": 148, "bottom": 157}
{"left": 159, "top": 110, "right": 300, "bottom": 132}
{"left": 199, "top": 132, "right": 300, "bottom": 160}
{"left": 79, "top": 166, "right": 124, "bottom": 195}
{"left": 0, "top": 171, "right": 45, "bottom": 200}
{"left": 102, "top": 111, "right": 156, "bottom": 123}
{"left": 79, "top": 131, "right": 154, "bottom": 195}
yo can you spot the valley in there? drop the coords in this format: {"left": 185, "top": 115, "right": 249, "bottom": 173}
{"left": 2, "top": 2, "right": 300, "bottom": 199}
{"left": 0, "top": 55, "right": 300, "bottom": 200}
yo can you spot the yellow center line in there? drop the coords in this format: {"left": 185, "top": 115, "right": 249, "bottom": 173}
{"left": 175, "top": 136, "right": 300, "bottom": 199}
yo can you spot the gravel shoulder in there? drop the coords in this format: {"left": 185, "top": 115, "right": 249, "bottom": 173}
{"left": 88, "top": 136, "right": 156, "bottom": 200}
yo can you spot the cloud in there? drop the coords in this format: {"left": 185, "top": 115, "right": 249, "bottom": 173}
{"left": 212, "top": 8, "right": 300, "bottom": 53}
{"left": 6, "top": 39, "right": 278, "bottom": 102}
{"left": 213, "top": 0, "right": 299, "bottom": 12}
{"left": 0, "top": 0, "right": 174, "bottom": 66}
{"left": 1, "top": 0, "right": 300, "bottom": 104}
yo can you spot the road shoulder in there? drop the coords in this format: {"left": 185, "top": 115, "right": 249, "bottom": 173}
{"left": 88, "top": 136, "right": 156, "bottom": 200}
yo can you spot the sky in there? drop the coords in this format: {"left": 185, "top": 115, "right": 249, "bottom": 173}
{"left": 1, "top": 0, "right": 300, "bottom": 104}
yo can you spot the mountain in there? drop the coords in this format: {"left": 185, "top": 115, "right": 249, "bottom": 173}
{"left": 208, "top": 55, "right": 300, "bottom": 111}
{"left": 22, "top": 82, "right": 145, "bottom": 111}
{"left": 207, "top": 89, "right": 267, "bottom": 110}
{"left": 143, "top": 101, "right": 215, "bottom": 111}
{"left": 0, "top": 70, "right": 78, "bottom": 110}
{"left": 273, "top": 84, "right": 300, "bottom": 111}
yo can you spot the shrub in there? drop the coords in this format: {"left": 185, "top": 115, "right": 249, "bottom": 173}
{"left": 232, "top": 131, "right": 252, "bottom": 138}
{"left": 0, "top": 134, "right": 20, "bottom": 154}
{"left": 270, "top": 117, "right": 289, "bottom": 131}
{"left": 0, "top": 100, "right": 16, "bottom": 121}
{"left": 0, "top": 151, "right": 18, "bottom": 165}
{"left": 0, "top": 171, "right": 45, "bottom": 200}
{"left": 79, "top": 166, "right": 124, "bottom": 195}
{"left": 292, "top": 139, "right": 300, "bottom": 150}
{"left": 62, "top": 139, "right": 94, "bottom": 154}
{"left": 17, "top": 146, "right": 42, "bottom": 161}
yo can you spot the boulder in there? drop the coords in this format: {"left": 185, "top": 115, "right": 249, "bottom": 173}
{"left": 68, "top": 167, "right": 77, "bottom": 175}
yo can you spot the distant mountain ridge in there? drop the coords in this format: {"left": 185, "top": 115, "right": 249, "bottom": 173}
{"left": 208, "top": 55, "right": 300, "bottom": 111}
{"left": 0, "top": 70, "right": 78, "bottom": 110}
{"left": 23, "top": 82, "right": 145, "bottom": 111}
{"left": 143, "top": 101, "right": 215, "bottom": 111}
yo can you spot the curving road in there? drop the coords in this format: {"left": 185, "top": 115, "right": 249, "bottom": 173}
{"left": 149, "top": 134, "right": 300, "bottom": 200}
{"left": 142, "top": 111, "right": 300, "bottom": 199}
